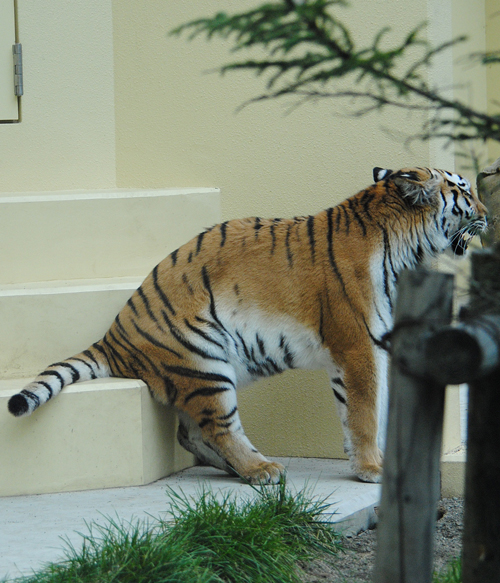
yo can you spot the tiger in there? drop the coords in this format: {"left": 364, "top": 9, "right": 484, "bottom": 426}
{"left": 8, "top": 166, "right": 487, "bottom": 484}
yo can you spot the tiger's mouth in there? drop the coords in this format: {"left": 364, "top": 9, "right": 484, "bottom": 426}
{"left": 449, "top": 217, "right": 488, "bottom": 256}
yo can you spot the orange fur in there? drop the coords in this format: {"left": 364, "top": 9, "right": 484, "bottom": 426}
{"left": 8, "top": 167, "right": 488, "bottom": 484}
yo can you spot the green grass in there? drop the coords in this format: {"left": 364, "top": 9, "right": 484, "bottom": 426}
{"left": 433, "top": 558, "right": 462, "bottom": 583}
{"left": 5, "top": 479, "right": 341, "bottom": 583}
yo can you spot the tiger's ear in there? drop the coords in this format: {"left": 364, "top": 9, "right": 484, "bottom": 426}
{"left": 373, "top": 167, "right": 393, "bottom": 182}
{"left": 393, "top": 170, "right": 439, "bottom": 206}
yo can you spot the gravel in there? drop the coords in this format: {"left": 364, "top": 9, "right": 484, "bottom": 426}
{"left": 300, "top": 497, "right": 464, "bottom": 582}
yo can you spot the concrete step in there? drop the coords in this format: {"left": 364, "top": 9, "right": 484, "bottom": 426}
{"left": 0, "top": 188, "right": 220, "bottom": 284}
{"left": 0, "top": 457, "right": 381, "bottom": 578}
{"left": 0, "top": 277, "right": 144, "bottom": 379}
{"left": 0, "top": 377, "right": 195, "bottom": 497}
{"left": 441, "top": 447, "right": 466, "bottom": 497}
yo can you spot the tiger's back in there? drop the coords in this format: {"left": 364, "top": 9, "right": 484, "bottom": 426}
{"left": 8, "top": 166, "right": 488, "bottom": 484}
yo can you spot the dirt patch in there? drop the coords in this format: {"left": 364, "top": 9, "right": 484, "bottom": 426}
{"left": 300, "top": 497, "right": 464, "bottom": 582}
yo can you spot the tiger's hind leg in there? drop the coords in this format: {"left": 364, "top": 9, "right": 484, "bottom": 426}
{"left": 176, "top": 385, "right": 285, "bottom": 484}
{"left": 177, "top": 411, "right": 236, "bottom": 475}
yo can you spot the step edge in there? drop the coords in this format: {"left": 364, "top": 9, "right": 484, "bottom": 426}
{"left": 0, "top": 187, "right": 220, "bottom": 204}
{"left": 0, "top": 377, "right": 146, "bottom": 396}
{"left": 0, "top": 276, "right": 145, "bottom": 296}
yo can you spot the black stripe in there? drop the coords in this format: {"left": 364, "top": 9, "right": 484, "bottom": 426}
{"left": 131, "top": 319, "right": 184, "bottom": 359}
{"left": 285, "top": 223, "right": 293, "bottom": 267}
{"left": 218, "top": 405, "right": 238, "bottom": 420}
{"left": 137, "top": 286, "right": 158, "bottom": 324}
{"left": 307, "top": 215, "right": 315, "bottom": 261}
{"left": 362, "top": 315, "right": 385, "bottom": 349}
{"left": 184, "top": 318, "right": 225, "bottom": 349}
{"left": 451, "top": 190, "right": 463, "bottom": 217}
{"left": 171, "top": 249, "right": 178, "bottom": 266}
{"left": 152, "top": 265, "right": 176, "bottom": 316}
{"left": 162, "top": 375, "right": 178, "bottom": 403}
{"left": 360, "top": 189, "right": 375, "bottom": 219}
{"left": 195, "top": 315, "right": 226, "bottom": 336}
{"left": 199, "top": 417, "right": 213, "bottom": 429}
{"left": 254, "top": 217, "right": 262, "bottom": 236}
{"left": 161, "top": 309, "right": 227, "bottom": 362}
{"left": 196, "top": 231, "right": 206, "bottom": 255}
{"left": 127, "top": 297, "right": 139, "bottom": 317}
{"left": 265, "top": 358, "right": 283, "bottom": 374}
{"left": 381, "top": 227, "right": 394, "bottom": 312}
{"left": 163, "top": 364, "right": 235, "bottom": 386}
{"left": 21, "top": 389, "right": 40, "bottom": 407}
{"left": 216, "top": 420, "right": 235, "bottom": 429}
{"left": 348, "top": 198, "right": 367, "bottom": 236}
{"left": 256, "top": 334, "right": 266, "bottom": 357}
{"left": 185, "top": 386, "right": 232, "bottom": 404}
{"left": 331, "top": 377, "right": 346, "bottom": 388}
{"left": 342, "top": 205, "right": 350, "bottom": 233}
{"left": 92, "top": 342, "right": 107, "bottom": 358}
{"left": 69, "top": 357, "right": 97, "bottom": 379}
{"left": 83, "top": 349, "right": 100, "bottom": 368}
{"left": 38, "top": 370, "right": 65, "bottom": 388}
{"left": 318, "top": 297, "right": 325, "bottom": 344}
{"left": 112, "top": 322, "right": 168, "bottom": 384}
{"left": 279, "top": 335, "right": 295, "bottom": 368}
{"left": 220, "top": 221, "right": 228, "bottom": 247}
{"left": 53, "top": 362, "right": 80, "bottom": 383}
{"left": 102, "top": 333, "right": 130, "bottom": 375}
{"left": 182, "top": 273, "right": 194, "bottom": 295}
{"left": 333, "top": 389, "right": 346, "bottom": 405}
{"left": 236, "top": 331, "right": 251, "bottom": 361}
{"left": 415, "top": 243, "right": 424, "bottom": 264}
{"left": 440, "top": 190, "right": 447, "bottom": 210}
{"left": 335, "top": 206, "right": 342, "bottom": 231}
{"left": 201, "top": 266, "right": 229, "bottom": 335}
{"left": 270, "top": 218, "right": 281, "bottom": 254}
{"left": 327, "top": 208, "right": 349, "bottom": 298}
{"left": 36, "top": 381, "right": 54, "bottom": 398}
{"left": 112, "top": 320, "right": 161, "bottom": 377}
{"left": 270, "top": 223, "right": 276, "bottom": 254}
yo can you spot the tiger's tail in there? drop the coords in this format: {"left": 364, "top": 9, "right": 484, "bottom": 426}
{"left": 7, "top": 340, "right": 111, "bottom": 417}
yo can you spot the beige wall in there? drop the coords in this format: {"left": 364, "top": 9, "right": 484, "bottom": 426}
{"left": 1, "top": 1, "right": 492, "bottom": 461}
{"left": 0, "top": 0, "right": 116, "bottom": 192}
{"left": 113, "top": 1, "right": 433, "bottom": 222}
{"left": 486, "top": 0, "right": 500, "bottom": 163}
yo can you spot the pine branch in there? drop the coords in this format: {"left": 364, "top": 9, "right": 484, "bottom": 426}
{"left": 171, "top": 0, "right": 500, "bottom": 144}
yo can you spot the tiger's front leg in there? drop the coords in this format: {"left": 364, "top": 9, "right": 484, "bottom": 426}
{"left": 332, "top": 346, "right": 384, "bottom": 483}
{"left": 177, "top": 386, "right": 285, "bottom": 484}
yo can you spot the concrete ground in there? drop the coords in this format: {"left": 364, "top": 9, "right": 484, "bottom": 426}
{"left": 1, "top": 457, "right": 381, "bottom": 580}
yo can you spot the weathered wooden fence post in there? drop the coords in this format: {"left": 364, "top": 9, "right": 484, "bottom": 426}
{"left": 462, "top": 245, "right": 500, "bottom": 582}
{"left": 374, "top": 269, "right": 454, "bottom": 583}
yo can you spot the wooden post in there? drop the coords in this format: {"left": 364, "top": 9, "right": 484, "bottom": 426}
{"left": 477, "top": 157, "right": 500, "bottom": 246}
{"left": 423, "top": 315, "right": 500, "bottom": 385}
{"left": 462, "top": 245, "right": 500, "bottom": 583}
{"left": 374, "top": 269, "right": 454, "bottom": 583}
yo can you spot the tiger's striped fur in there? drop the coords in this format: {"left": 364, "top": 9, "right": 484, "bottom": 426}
{"left": 8, "top": 167, "right": 487, "bottom": 484}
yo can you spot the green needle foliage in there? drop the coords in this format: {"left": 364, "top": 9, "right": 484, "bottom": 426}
{"left": 5, "top": 480, "right": 341, "bottom": 583}
{"left": 171, "top": 0, "right": 500, "bottom": 145}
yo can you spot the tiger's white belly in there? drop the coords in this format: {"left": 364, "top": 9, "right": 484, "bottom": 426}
{"left": 221, "top": 305, "right": 334, "bottom": 388}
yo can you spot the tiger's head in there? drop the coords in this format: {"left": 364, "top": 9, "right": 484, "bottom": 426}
{"left": 373, "top": 166, "right": 488, "bottom": 256}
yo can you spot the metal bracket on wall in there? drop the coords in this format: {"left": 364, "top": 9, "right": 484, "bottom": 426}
{"left": 12, "top": 43, "right": 22, "bottom": 96}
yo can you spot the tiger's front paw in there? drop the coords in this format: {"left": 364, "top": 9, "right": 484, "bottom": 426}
{"left": 241, "top": 461, "right": 286, "bottom": 485}
{"left": 355, "top": 462, "right": 383, "bottom": 484}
